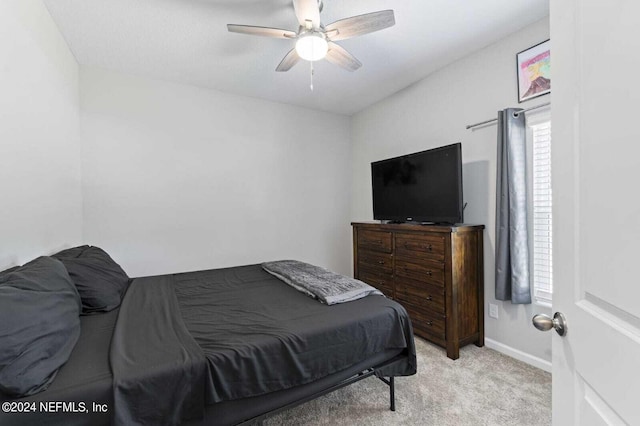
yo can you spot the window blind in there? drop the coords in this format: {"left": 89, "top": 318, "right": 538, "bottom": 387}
{"left": 531, "top": 121, "right": 553, "bottom": 305}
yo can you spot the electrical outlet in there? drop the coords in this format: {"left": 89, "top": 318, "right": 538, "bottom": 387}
{"left": 489, "top": 303, "right": 499, "bottom": 319}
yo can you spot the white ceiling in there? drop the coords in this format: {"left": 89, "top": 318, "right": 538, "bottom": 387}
{"left": 43, "top": 0, "right": 549, "bottom": 115}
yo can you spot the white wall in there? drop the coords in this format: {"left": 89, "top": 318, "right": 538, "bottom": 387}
{"left": 0, "top": 0, "right": 82, "bottom": 269}
{"left": 351, "top": 18, "right": 552, "bottom": 367}
{"left": 80, "top": 67, "right": 352, "bottom": 277}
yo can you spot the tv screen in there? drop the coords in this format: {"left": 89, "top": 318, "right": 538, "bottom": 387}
{"left": 371, "top": 143, "right": 463, "bottom": 224}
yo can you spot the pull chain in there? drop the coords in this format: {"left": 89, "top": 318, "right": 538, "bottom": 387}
{"left": 309, "top": 34, "right": 315, "bottom": 91}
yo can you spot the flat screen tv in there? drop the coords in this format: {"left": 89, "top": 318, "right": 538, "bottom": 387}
{"left": 371, "top": 143, "right": 463, "bottom": 224}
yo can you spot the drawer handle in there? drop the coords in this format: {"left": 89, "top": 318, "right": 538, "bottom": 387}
{"left": 403, "top": 242, "right": 433, "bottom": 251}
{"left": 376, "top": 239, "right": 383, "bottom": 244}
{"left": 426, "top": 295, "right": 432, "bottom": 301}
{"left": 426, "top": 320, "right": 433, "bottom": 326}
{"left": 377, "top": 260, "right": 385, "bottom": 265}
{"left": 400, "top": 266, "right": 432, "bottom": 277}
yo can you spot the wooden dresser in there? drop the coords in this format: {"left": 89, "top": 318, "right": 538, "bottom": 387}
{"left": 352, "top": 222, "right": 485, "bottom": 359}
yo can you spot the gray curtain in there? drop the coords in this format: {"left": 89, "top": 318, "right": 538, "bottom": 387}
{"left": 495, "top": 108, "right": 531, "bottom": 304}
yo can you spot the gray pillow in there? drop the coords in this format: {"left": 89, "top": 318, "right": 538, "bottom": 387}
{"left": 53, "top": 245, "right": 130, "bottom": 314}
{"left": 0, "top": 256, "right": 81, "bottom": 397}
{"left": 1, "top": 265, "right": 19, "bottom": 274}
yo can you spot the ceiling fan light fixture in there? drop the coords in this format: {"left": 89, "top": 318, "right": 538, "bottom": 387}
{"left": 295, "top": 33, "right": 328, "bottom": 61}
{"left": 227, "top": 3, "right": 395, "bottom": 72}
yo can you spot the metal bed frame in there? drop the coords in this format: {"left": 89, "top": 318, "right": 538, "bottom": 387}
{"left": 238, "top": 367, "right": 397, "bottom": 425}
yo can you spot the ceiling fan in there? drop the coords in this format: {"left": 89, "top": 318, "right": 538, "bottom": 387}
{"left": 227, "top": 0, "right": 395, "bottom": 73}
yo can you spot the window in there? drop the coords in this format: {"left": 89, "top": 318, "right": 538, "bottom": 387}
{"left": 529, "top": 120, "right": 553, "bottom": 305}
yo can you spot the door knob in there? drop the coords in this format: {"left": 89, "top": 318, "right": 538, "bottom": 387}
{"left": 532, "top": 312, "right": 567, "bottom": 336}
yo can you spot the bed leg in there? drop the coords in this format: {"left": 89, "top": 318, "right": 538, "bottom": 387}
{"left": 389, "top": 376, "right": 395, "bottom": 412}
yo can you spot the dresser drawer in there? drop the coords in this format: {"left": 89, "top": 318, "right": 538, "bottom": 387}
{"left": 358, "top": 250, "right": 393, "bottom": 274}
{"left": 405, "top": 306, "right": 446, "bottom": 341}
{"left": 358, "top": 270, "right": 394, "bottom": 298}
{"left": 395, "top": 233, "right": 445, "bottom": 261}
{"left": 395, "top": 258, "right": 444, "bottom": 286}
{"left": 395, "top": 279, "right": 445, "bottom": 314}
{"left": 357, "top": 230, "right": 393, "bottom": 253}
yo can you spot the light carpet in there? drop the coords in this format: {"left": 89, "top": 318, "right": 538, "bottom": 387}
{"left": 265, "top": 337, "right": 551, "bottom": 426}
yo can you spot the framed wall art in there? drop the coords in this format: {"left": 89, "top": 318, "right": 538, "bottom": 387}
{"left": 516, "top": 39, "right": 550, "bottom": 103}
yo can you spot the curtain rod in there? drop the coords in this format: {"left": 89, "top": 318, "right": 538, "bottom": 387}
{"left": 466, "top": 102, "right": 550, "bottom": 130}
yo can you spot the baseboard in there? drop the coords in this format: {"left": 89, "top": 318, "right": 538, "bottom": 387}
{"left": 484, "top": 338, "right": 552, "bottom": 373}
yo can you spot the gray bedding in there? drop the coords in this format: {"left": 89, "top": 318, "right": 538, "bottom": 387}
{"left": 2, "top": 262, "right": 416, "bottom": 426}
{"left": 262, "top": 260, "right": 383, "bottom": 304}
{"left": 110, "top": 276, "right": 207, "bottom": 426}
{"left": 113, "top": 264, "right": 416, "bottom": 425}
{"left": 0, "top": 257, "right": 81, "bottom": 397}
{"left": 0, "top": 310, "right": 117, "bottom": 426}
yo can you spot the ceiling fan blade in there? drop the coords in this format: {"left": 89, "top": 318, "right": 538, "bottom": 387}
{"left": 276, "top": 48, "right": 301, "bottom": 72}
{"left": 293, "top": 0, "right": 321, "bottom": 29}
{"left": 325, "top": 10, "right": 395, "bottom": 41}
{"left": 227, "top": 24, "right": 296, "bottom": 39}
{"left": 325, "top": 42, "right": 362, "bottom": 72}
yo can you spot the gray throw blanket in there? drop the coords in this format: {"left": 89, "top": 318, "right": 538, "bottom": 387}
{"left": 262, "top": 260, "right": 383, "bottom": 305}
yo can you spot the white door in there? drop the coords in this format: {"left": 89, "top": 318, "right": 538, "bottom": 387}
{"left": 548, "top": 1, "right": 640, "bottom": 424}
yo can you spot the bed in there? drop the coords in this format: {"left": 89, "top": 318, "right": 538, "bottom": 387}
{"left": 0, "top": 253, "right": 416, "bottom": 426}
